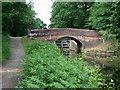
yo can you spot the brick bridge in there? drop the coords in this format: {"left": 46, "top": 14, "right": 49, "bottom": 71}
{"left": 28, "top": 28, "right": 102, "bottom": 57}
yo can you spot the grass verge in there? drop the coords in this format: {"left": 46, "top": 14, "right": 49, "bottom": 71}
{"left": 1, "top": 32, "right": 10, "bottom": 63}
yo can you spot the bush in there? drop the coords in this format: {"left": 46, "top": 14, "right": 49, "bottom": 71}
{"left": 1, "top": 32, "right": 10, "bottom": 63}
{"left": 18, "top": 38, "right": 103, "bottom": 88}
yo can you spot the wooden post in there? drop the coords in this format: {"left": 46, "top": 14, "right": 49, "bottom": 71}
{"left": 103, "top": 38, "right": 104, "bottom": 43}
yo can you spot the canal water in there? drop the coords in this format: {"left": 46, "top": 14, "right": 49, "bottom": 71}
{"left": 55, "top": 38, "right": 120, "bottom": 88}
{"left": 84, "top": 57, "right": 120, "bottom": 88}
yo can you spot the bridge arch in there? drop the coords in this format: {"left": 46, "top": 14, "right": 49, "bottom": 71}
{"left": 55, "top": 36, "right": 84, "bottom": 57}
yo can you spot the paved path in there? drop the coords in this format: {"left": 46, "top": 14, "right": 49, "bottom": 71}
{"left": 0, "top": 37, "right": 25, "bottom": 89}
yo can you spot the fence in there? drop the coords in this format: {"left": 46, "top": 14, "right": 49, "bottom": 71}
{"left": 82, "top": 50, "right": 117, "bottom": 57}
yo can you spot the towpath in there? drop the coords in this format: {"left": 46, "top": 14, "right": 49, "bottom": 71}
{"left": 0, "top": 37, "right": 25, "bottom": 89}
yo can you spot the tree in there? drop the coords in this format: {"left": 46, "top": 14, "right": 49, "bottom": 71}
{"left": 32, "top": 18, "right": 47, "bottom": 29}
{"left": 49, "top": 2, "right": 94, "bottom": 29}
{"left": 2, "top": 2, "right": 47, "bottom": 36}
{"left": 86, "top": 2, "right": 120, "bottom": 39}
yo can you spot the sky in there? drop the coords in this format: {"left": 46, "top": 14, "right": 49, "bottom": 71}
{"left": 26, "top": 0, "right": 53, "bottom": 27}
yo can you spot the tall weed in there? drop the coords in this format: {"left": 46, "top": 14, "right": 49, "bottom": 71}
{"left": 18, "top": 38, "right": 104, "bottom": 88}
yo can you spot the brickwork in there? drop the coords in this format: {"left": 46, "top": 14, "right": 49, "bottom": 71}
{"left": 29, "top": 28, "right": 100, "bottom": 37}
{"left": 28, "top": 28, "right": 102, "bottom": 49}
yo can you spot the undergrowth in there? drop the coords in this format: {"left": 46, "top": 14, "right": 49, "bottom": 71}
{"left": 17, "top": 37, "right": 104, "bottom": 88}
{"left": 98, "top": 30, "right": 120, "bottom": 89}
{"left": 1, "top": 32, "right": 10, "bottom": 63}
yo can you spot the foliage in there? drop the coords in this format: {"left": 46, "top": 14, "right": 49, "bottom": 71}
{"left": 18, "top": 38, "right": 104, "bottom": 88}
{"left": 1, "top": 32, "right": 10, "bottom": 63}
{"left": 101, "top": 56, "right": 120, "bottom": 89}
{"left": 49, "top": 2, "right": 94, "bottom": 29}
{"left": 86, "top": 2, "right": 120, "bottom": 40}
{"left": 31, "top": 18, "right": 47, "bottom": 29}
{"left": 22, "top": 36, "right": 30, "bottom": 54}
{"left": 2, "top": 2, "right": 47, "bottom": 37}
{"left": 98, "top": 30, "right": 119, "bottom": 51}
{"left": 98, "top": 30, "right": 120, "bottom": 88}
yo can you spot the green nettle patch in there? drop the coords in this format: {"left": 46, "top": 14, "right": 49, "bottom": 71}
{"left": 18, "top": 38, "right": 104, "bottom": 88}
{"left": 1, "top": 32, "right": 10, "bottom": 63}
